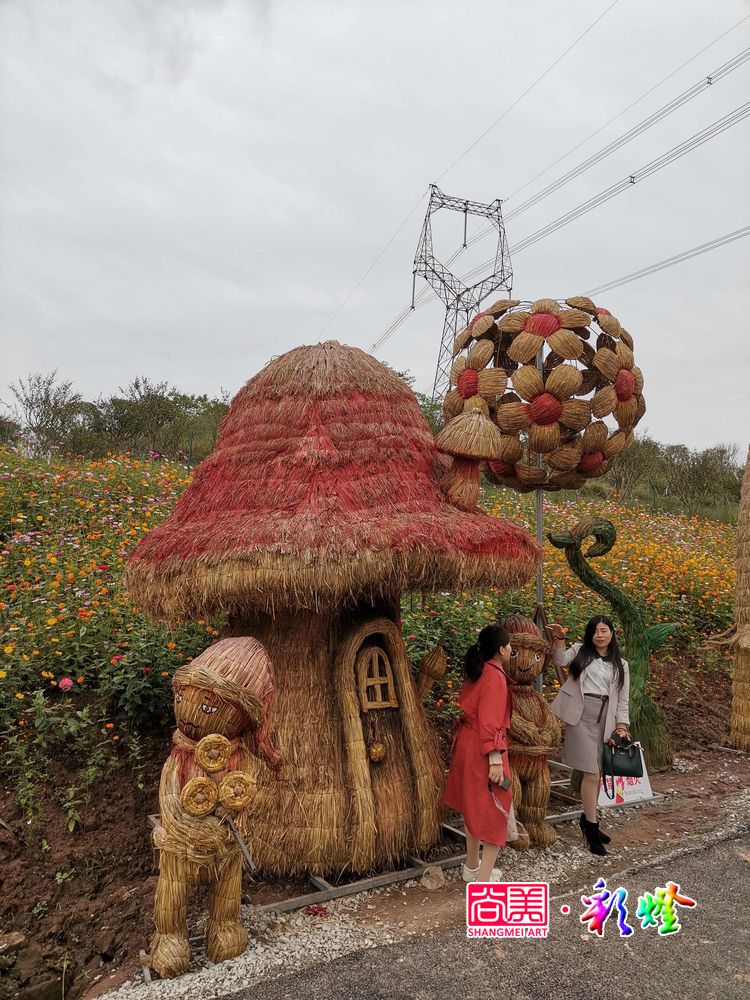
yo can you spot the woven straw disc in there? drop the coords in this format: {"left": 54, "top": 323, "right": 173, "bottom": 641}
{"left": 195, "top": 733, "right": 233, "bottom": 773}
{"left": 181, "top": 776, "right": 219, "bottom": 817}
{"left": 368, "top": 742, "right": 387, "bottom": 763}
{"left": 218, "top": 771, "right": 256, "bottom": 812}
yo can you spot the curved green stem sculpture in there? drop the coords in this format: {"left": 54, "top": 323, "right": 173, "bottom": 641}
{"left": 548, "top": 516, "right": 674, "bottom": 770}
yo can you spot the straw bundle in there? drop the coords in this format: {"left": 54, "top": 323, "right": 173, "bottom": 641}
{"left": 591, "top": 385, "right": 618, "bottom": 418}
{"left": 452, "top": 327, "right": 473, "bottom": 356}
{"left": 546, "top": 470, "right": 587, "bottom": 490}
{"left": 487, "top": 298, "right": 520, "bottom": 317}
{"left": 546, "top": 364, "right": 583, "bottom": 399}
{"left": 547, "top": 442, "right": 583, "bottom": 471}
{"left": 730, "top": 454, "right": 750, "bottom": 749}
{"left": 126, "top": 342, "right": 540, "bottom": 622}
{"left": 467, "top": 339, "right": 495, "bottom": 371}
{"left": 450, "top": 357, "right": 467, "bottom": 384}
{"left": 476, "top": 368, "right": 508, "bottom": 397}
{"left": 602, "top": 429, "right": 634, "bottom": 460}
{"left": 515, "top": 464, "right": 547, "bottom": 486}
{"left": 495, "top": 434, "right": 524, "bottom": 463}
{"left": 443, "top": 390, "right": 464, "bottom": 421}
{"left": 416, "top": 641, "right": 448, "bottom": 699}
{"left": 581, "top": 421, "right": 608, "bottom": 451}
{"left": 512, "top": 365, "right": 544, "bottom": 401}
{"left": 592, "top": 347, "right": 621, "bottom": 381}
{"left": 529, "top": 423, "right": 561, "bottom": 454}
{"left": 615, "top": 341, "right": 635, "bottom": 369}
{"left": 597, "top": 313, "right": 623, "bottom": 338}
{"left": 470, "top": 314, "right": 496, "bottom": 337}
{"left": 559, "top": 399, "right": 591, "bottom": 430}
{"left": 565, "top": 295, "right": 597, "bottom": 314}
{"left": 496, "top": 400, "right": 531, "bottom": 434}
{"left": 497, "top": 310, "right": 530, "bottom": 334}
{"left": 615, "top": 398, "right": 639, "bottom": 430}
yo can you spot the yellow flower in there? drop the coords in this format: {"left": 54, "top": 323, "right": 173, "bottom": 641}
{"left": 0, "top": 670, "right": 7, "bottom": 679}
{"left": 15, "top": 692, "right": 25, "bottom": 700}
{"left": 3, "top": 644, "right": 14, "bottom": 654}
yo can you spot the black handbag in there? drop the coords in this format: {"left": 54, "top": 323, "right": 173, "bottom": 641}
{"left": 602, "top": 732, "right": 644, "bottom": 800}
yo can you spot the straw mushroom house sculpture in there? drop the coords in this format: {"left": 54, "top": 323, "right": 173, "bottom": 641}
{"left": 126, "top": 341, "right": 540, "bottom": 875}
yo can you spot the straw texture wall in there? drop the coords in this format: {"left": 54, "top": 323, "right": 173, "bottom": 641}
{"left": 223, "top": 607, "right": 443, "bottom": 875}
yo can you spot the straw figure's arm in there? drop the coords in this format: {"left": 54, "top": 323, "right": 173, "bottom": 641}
{"left": 548, "top": 516, "right": 674, "bottom": 769}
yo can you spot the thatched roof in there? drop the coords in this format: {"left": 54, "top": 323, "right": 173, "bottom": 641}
{"left": 125, "top": 342, "right": 540, "bottom": 622}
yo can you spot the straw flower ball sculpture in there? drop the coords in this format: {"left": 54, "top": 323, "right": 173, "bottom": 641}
{"left": 149, "top": 636, "right": 282, "bottom": 979}
{"left": 446, "top": 297, "right": 646, "bottom": 492}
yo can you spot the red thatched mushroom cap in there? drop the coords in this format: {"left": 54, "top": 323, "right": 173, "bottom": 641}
{"left": 125, "top": 342, "right": 540, "bottom": 621}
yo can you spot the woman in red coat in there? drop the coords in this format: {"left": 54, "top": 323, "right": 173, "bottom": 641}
{"left": 444, "top": 624, "right": 515, "bottom": 882}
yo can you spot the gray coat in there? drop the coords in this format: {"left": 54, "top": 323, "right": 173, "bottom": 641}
{"left": 550, "top": 642, "right": 630, "bottom": 739}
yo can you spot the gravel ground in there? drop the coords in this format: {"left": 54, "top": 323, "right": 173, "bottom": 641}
{"left": 98, "top": 787, "right": 750, "bottom": 1000}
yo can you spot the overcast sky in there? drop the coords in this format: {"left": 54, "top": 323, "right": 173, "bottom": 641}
{"left": 1, "top": 0, "right": 748, "bottom": 452}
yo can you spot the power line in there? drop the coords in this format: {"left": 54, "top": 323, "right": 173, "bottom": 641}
{"left": 447, "top": 47, "right": 750, "bottom": 251}
{"left": 583, "top": 226, "right": 750, "bottom": 295}
{"left": 372, "top": 100, "right": 750, "bottom": 351}
{"left": 507, "top": 13, "right": 750, "bottom": 200}
{"left": 435, "top": 0, "right": 620, "bottom": 182}
{"left": 329, "top": 5, "right": 623, "bottom": 343}
{"left": 371, "top": 24, "right": 750, "bottom": 349}
{"left": 437, "top": 100, "right": 750, "bottom": 282}
{"left": 317, "top": 188, "right": 428, "bottom": 338}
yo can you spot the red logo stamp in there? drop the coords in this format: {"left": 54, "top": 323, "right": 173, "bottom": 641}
{"left": 466, "top": 882, "right": 549, "bottom": 938}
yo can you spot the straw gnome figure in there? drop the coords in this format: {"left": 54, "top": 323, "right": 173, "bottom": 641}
{"left": 149, "top": 637, "right": 282, "bottom": 979}
{"left": 501, "top": 615, "right": 561, "bottom": 851}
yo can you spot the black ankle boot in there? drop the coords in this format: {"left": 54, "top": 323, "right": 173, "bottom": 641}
{"left": 579, "top": 816, "right": 607, "bottom": 856}
{"left": 578, "top": 813, "right": 611, "bottom": 846}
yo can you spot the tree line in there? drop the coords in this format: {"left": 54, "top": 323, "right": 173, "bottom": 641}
{"left": 1, "top": 370, "right": 744, "bottom": 520}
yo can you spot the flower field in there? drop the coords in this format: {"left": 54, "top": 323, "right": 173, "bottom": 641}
{"left": 0, "top": 448, "right": 737, "bottom": 732}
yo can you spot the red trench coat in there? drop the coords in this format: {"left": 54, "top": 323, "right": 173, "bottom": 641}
{"left": 443, "top": 659, "right": 513, "bottom": 844}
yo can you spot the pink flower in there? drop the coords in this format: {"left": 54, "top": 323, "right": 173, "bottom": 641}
{"left": 58, "top": 677, "right": 74, "bottom": 691}
{"left": 407, "top": 634, "right": 416, "bottom": 639}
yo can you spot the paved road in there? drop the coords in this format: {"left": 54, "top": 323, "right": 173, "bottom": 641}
{"left": 227, "top": 832, "right": 750, "bottom": 1000}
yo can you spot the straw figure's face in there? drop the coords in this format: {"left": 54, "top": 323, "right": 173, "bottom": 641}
{"left": 173, "top": 683, "right": 249, "bottom": 742}
{"left": 507, "top": 644, "right": 546, "bottom": 686}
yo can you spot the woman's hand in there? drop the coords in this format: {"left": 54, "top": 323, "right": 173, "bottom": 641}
{"left": 488, "top": 764, "right": 504, "bottom": 785}
{"left": 546, "top": 623, "right": 566, "bottom": 642}
{"left": 615, "top": 724, "right": 631, "bottom": 740}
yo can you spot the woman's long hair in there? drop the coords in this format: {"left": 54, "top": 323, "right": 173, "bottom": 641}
{"left": 569, "top": 615, "right": 625, "bottom": 688}
{"left": 464, "top": 624, "right": 510, "bottom": 682}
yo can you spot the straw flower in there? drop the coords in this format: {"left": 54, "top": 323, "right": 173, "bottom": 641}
{"left": 496, "top": 364, "right": 589, "bottom": 455}
{"left": 498, "top": 299, "right": 590, "bottom": 364}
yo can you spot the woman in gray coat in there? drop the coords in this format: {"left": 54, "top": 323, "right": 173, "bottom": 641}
{"left": 548, "top": 615, "right": 631, "bottom": 855}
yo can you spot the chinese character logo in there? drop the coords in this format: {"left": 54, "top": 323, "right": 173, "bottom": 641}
{"left": 579, "top": 878, "right": 697, "bottom": 938}
{"left": 467, "top": 882, "right": 549, "bottom": 938}
{"left": 636, "top": 881, "right": 697, "bottom": 935}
